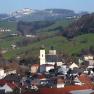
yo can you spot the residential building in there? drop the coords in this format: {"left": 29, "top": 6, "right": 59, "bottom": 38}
{"left": 31, "top": 64, "right": 40, "bottom": 74}
{"left": 0, "top": 68, "right": 6, "bottom": 79}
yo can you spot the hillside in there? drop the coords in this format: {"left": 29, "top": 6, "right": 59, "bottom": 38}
{"left": 17, "top": 19, "right": 72, "bottom": 36}
{"left": 0, "top": 21, "right": 16, "bottom": 31}
{"left": 0, "top": 19, "right": 71, "bottom": 59}
{"left": 3, "top": 33, "right": 94, "bottom": 60}
{"left": 0, "top": 14, "right": 94, "bottom": 60}
{"left": 63, "top": 13, "right": 94, "bottom": 38}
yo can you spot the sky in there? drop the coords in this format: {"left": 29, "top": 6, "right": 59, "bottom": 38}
{"left": 0, "top": 0, "right": 94, "bottom": 13}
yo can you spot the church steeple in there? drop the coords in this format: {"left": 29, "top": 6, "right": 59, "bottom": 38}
{"left": 40, "top": 45, "right": 46, "bottom": 65}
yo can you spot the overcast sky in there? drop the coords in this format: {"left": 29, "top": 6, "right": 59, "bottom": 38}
{"left": 0, "top": 0, "right": 94, "bottom": 13}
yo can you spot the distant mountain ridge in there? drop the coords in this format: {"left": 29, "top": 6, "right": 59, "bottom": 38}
{"left": 0, "top": 14, "right": 9, "bottom": 20}
{"left": 0, "top": 8, "right": 88, "bottom": 21}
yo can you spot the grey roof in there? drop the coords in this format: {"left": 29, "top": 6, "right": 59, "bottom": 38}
{"left": 46, "top": 55, "right": 63, "bottom": 62}
{"left": 3, "top": 74, "right": 21, "bottom": 83}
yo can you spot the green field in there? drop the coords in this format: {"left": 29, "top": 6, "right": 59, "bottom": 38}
{"left": 3, "top": 33, "right": 94, "bottom": 60}
{"left": 0, "top": 20, "right": 94, "bottom": 60}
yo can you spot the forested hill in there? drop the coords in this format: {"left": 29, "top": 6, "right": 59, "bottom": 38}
{"left": 62, "top": 13, "right": 94, "bottom": 38}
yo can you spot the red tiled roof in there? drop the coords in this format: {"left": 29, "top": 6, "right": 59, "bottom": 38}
{"left": 40, "top": 85, "right": 93, "bottom": 94}
{"left": 32, "top": 64, "right": 40, "bottom": 67}
{"left": 78, "top": 74, "right": 92, "bottom": 84}
{"left": 7, "top": 83, "right": 17, "bottom": 89}
{"left": 38, "top": 74, "right": 46, "bottom": 79}
{"left": 0, "top": 80, "right": 17, "bottom": 89}
{"left": 0, "top": 80, "right": 8, "bottom": 84}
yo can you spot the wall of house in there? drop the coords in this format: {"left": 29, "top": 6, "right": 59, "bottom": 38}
{"left": 6, "top": 70, "right": 16, "bottom": 75}
{"left": 57, "top": 62, "right": 63, "bottom": 66}
{"left": 46, "top": 62, "right": 55, "bottom": 65}
{"left": 31, "top": 66, "right": 38, "bottom": 73}
{"left": 0, "top": 69, "right": 6, "bottom": 79}
{"left": 46, "top": 66, "right": 54, "bottom": 72}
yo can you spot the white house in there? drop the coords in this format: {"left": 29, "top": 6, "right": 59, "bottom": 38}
{"left": 25, "top": 34, "right": 36, "bottom": 38}
{"left": 84, "top": 55, "right": 94, "bottom": 61}
{"left": 69, "top": 63, "right": 79, "bottom": 70}
{"left": 58, "top": 65, "right": 68, "bottom": 75}
{"left": 11, "top": 44, "right": 16, "bottom": 49}
{"left": 45, "top": 64, "right": 54, "bottom": 72}
{"left": 0, "top": 84, "right": 13, "bottom": 93}
{"left": 0, "top": 28, "right": 11, "bottom": 33}
{"left": 0, "top": 68, "right": 6, "bottom": 79}
{"left": 5, "top": 69, "right": 16, "bottom": 75}
{"left": 11, "top": 33, "right": 18, "bottom": 36}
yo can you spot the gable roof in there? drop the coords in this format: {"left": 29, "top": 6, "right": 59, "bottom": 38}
{"left": 0, "top": 80, "right": 17, "bottom": 89}
{"left": 69, "top": 63, "right": 79, "bottom": 69}
{"left": 78, "top": 74, "right": 92, "bottom": 84}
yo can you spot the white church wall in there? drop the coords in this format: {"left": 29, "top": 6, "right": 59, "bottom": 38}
{"left": 40, "top": 49, "right": 46, "bottom": 65}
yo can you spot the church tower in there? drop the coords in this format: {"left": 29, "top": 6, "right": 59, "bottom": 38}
{"left": 40, "top": 46, "right": 46, "bottom": 65}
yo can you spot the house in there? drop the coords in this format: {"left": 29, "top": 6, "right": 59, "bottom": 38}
{"left": 39, "top": 47, "right": 63, "bottom": 72}
{"left": 4, "top": 74, "right": 21, "bottom": 83}
{"left": 25, "top": 34, "right": 36, "bottom": 38}
{"left": 11, "top": 44, "right": 16, "bottom": 49}
{"left": 39, "top": 64, "right": 54, "bottom": 73}
{"left": 0, "top": 84, "right": 13, "bottom": 93}
{"left": 11, "top": 33, "right": 18, "bottom": 36}
{"left": 87, "top": 60, "right": 94, "bottom": 69}
{"left": 88, "top": 60, "right": 94, "bottom": 66}
{"left": 0, "top": 68, "right": 6, "bottom": 79}
{"left": 31, "top": 64, "right": 40, "bottom": 74}
{"left": 5, "top": 61, "right": 20, "bottom": 74}
{"left": 0, "top": 28, "right": 11, "bottom": 33}
{"left": 74, "top": 76, "right": 82, "bottom": 85}
{"left": 58, "top": 65, "right": 68, "bottom": 75}
{"left": 0, "top": 68, "right": 17, "bottom": 79}
{"left": 5, "top": 69, "right": 16, "bottom": 75}
{"left": 69, "top": 63, "right": 79, "bottom": 70}
{"left": 78, "top": 73, "right": 92, "bottom": 84}
{"left": 0, "top": 80, "right": 17, "bottom": 93}
{"left": 84, "top": 54, "right": 94, "bottom": 61}
{"left": 57, "top": 76, "right": 65, "bottom": 88}
{"left": 45, "top": 64, "right": 54, "bottom": 72}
